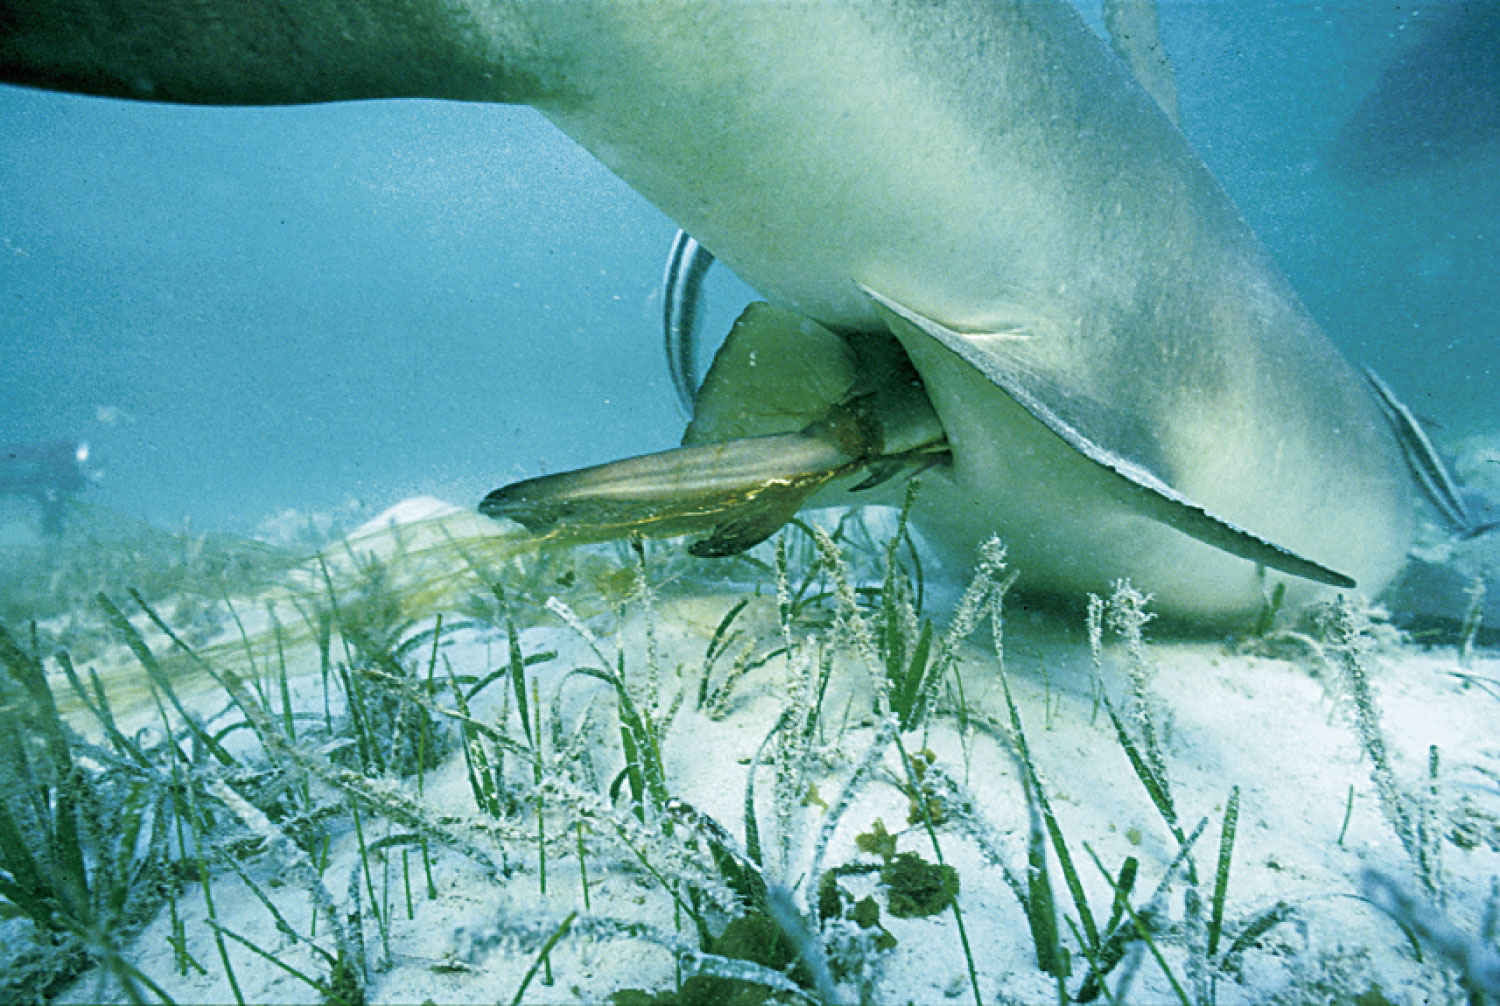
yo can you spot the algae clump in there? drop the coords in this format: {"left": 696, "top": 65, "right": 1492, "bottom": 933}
{"left": 882, "top": 851, "right": 960, "bottom": 918}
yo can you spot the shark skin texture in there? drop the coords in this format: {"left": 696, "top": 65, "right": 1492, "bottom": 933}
{"left": 0, "top": 0, "right": 1416, "bottom": 621}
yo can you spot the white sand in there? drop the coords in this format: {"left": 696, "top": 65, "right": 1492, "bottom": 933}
{"left": 52, "top": 498, "right": 1500, "bottom": 1006}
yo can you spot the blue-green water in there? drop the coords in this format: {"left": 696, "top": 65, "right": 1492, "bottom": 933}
{"left": 0, "top": 1, "right": 1495, "bottom": 540}
{"left": 0, "top": 8, "right": 1497, "bottom": 1002}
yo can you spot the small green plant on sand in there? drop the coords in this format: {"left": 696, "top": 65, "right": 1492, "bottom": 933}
{"left": 0, "top": 623, "right": 191, "bottom": 1003}
{"left": 3, "top": 494, "right": 1486, "bottom": 1005}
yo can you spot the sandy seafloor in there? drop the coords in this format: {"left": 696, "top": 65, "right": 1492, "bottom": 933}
{"left": 26, "top": 438, "right": 1500, "bottom": 1005}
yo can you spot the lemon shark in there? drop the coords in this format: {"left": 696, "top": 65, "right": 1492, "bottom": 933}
{"left": 1, "top": 1, "right": 1423, "bottom": 620}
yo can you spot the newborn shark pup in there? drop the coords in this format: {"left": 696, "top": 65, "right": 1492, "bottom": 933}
{"left": 2, "top": 1, "right": 1419, "bottom": 621}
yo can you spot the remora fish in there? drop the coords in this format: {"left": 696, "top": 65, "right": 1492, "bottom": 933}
{"left": 1, "top": 1, "right": 1417, "bottom": 619}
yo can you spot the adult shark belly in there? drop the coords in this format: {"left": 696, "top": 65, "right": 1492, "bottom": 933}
{"left": 515, "top": 2, "right": 1415, "bottom": 618}
{"left": 0, "top": 0, "right": 1417, "bottom": 620}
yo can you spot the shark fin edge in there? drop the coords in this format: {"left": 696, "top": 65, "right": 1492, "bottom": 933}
{"left": 861, "top": 284, "right": 1356, "bottom": 588}
{"left": 1364, "top": 368, "right": 1477, "bottom": 535}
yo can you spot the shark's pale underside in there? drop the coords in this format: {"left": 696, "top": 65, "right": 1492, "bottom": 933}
{"left": 0, "top": 1, "right": 1419, "bottom": 620}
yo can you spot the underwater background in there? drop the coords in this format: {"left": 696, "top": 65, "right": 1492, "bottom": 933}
{"left": 1, "top": 0, "right": 1496, "bottom": 544}
{"left": 1, "top": 4, "right": 1498, "bottom": 1005}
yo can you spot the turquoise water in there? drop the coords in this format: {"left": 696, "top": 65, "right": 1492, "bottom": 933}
{"left": 0, "top": 6, "right": 1497, "bottom": 1003}
{"left": 0, "top": 2, "right": 1494, "bottom": 539}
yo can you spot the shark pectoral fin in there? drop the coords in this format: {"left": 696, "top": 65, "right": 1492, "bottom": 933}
{"left": 1103, "top": 469, "right": 1357, "bottom": 588}
{"left": 860, "top": 284, "right": 1357, "bottom": 589}
{"left": 480, "top": 431, "right": 857, "bottom": 555}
